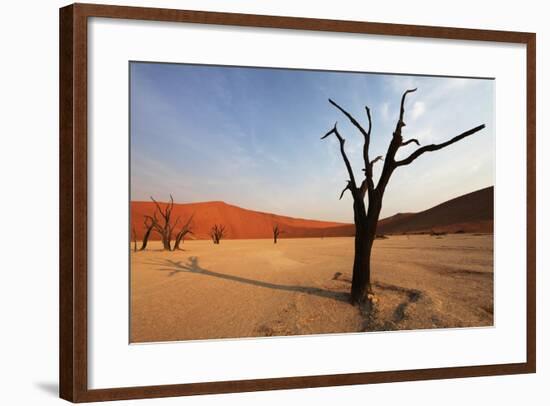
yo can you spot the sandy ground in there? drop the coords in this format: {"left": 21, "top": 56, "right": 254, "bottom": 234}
{"left": 130, "top": 235, "right": 493, "bottom": 342}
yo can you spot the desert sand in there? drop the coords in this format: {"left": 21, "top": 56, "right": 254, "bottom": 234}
{"left": 130, "top": 234, "right": 493, "bottom": 343}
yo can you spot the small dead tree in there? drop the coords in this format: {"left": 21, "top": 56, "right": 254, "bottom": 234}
{"left": 143, "top": 195, "right": 194, "bottom": 251}
{"left": 210, "top": 224, "right": 226, "bottom": 244}
{"left": 273, "top": 224, "right": 283, "bottom": 244}
{"left": 322, "top": 88, "right": 485, "bottom": 305}
{"left": 147, "top": 195, "right": 176, "bottom": 250}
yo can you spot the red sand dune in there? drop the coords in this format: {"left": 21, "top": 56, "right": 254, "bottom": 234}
{"left": 130, "top": 201, "right": 353, "bottom": 240}
{"left": 130, "top": 186, "right": 493, "bottom": 240}
{"left": 377, "top": 186, "right": 494, "bottom": 235}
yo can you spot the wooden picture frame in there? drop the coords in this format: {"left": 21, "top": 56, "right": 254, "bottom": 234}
{"left": 59, "top": 3, "right": 536, "bottom": 402}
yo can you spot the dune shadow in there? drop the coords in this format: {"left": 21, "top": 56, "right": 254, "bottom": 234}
{"left": 147, "top": 257, "right": 350, "bottom": 304}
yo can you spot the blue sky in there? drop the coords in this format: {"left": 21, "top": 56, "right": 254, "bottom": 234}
{"left": 130, "top": 62, "right": 494, "bottom": 223}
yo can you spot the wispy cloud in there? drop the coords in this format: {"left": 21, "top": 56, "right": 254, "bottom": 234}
{"left": 410, "top": 101, "right": 426, "bottom": 121}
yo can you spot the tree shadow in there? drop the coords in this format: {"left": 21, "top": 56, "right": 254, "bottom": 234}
{"left": 147, "top": 257, "right": 350, "bottom": 304}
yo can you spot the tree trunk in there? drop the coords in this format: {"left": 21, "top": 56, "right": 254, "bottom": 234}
{"left": 174, "top": 234, "right": 184, "bottom": 250}
{"left": 174, "top": 230, "right": 189, "bottom": 250}
{"left": 350, "top": 197, "right": 381, "bottom": 305}
{"left": 162, "top": 236, "right": 171, "bottom": 251}
{"left": 139, "top": 225, "right": 154, "bottom": 251}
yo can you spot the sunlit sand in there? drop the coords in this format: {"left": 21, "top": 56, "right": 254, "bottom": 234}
{"left": 130, "top": 234, "right": 493, "bottom": 343}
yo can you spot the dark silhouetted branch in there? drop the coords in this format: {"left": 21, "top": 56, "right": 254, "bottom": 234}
{"left": 377, "top": 88, "right": 418, "bottom": 193}
{"left": 174, "top": 214, "right": 194, "bottom": 250}
{"left": 321, "top": 123, "right": 357, "bottom": 190}
{"left": 328, "top": 99, "right": 375, "bottom": 191}
{"left": 395, "top": 88, "right": 417, "bottom": 133}
{"left": 401, "top": 138, "right": 420, "bottom": 147}
{"left": 395, "top": 124, "right": 486, "bottom": 167}
{"left": 370, "top": 155, "right": 384, "bottom": 166}
{"left": 339, "top": 181, "right": 352, "bottom": 200}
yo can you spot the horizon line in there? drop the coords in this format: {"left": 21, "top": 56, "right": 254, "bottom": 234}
{"left": 130, "top": 184, "right": 494, "bottom": 225}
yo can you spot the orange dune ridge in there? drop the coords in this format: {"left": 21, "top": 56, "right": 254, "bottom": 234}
{"left": 130, "top": 200, "right": 354, "bottom": 240}
{"left": 130, "top": 186, "right": 494, "bottom": 240}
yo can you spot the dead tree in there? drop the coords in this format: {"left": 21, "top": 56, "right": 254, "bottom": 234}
{"left": 143, "top": 195, "right": 194, "bottom": 251}
{"left": 210, "top": 224, "right": 226, "bottom": 244}
{"left": 322, "top": 88, "right": 485, "bottom": 305}
{"left": 272, "top": 224, "right": 283, "bottom": 244}
{"left": 147, "top": 195, "right": 176, "bottom": 250}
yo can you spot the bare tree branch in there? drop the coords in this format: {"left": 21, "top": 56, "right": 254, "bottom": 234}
{"left": 370, "top": 155, "right": 384, "bottom": 166}
{"left": 328, "top": 99, "right": 375, "bottom": 191}
{"left": 174, "top": 214, "right": 194, "bottom": 250}
{"left": 363, "top": 105, "right": 375, "bottom": 192}
{"left": 339, "top": 181, "right": 351, "bottom": 200}
{"left": 401, "top": 138, "right": 420, "bottom": 147}
{"left": 144, "top": 214, "right": 163, "bottom": 235}
{"left": 395, "top": 124, "right": 486, "bottom": 167}
{"left": 395, "top": 88, "right": 417, "bottom": 133}
{"left": 328, "top": 99, "right": 370, "bottom": 140}
{"left": 377, "top": 88, "right": 418, "bottom": 193}
{"left": 365, "top": 106, "right": 373, "bottom": 139}
{"left": 321, "top": 123, "right": 357, "bottom": 190}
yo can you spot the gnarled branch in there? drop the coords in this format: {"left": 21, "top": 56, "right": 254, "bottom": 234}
{"left": 174, "top": 214, "right": 194, "bottom": 250}
{"left": 377, "top": 88, "right": 418, "bottom": 193}
{"left": 328, "top": 99, "right": 370, "bottom": 141}
{"left": 370, "top": 155, "right": 384, "bottom": 166}
{"left": 401, "top": 138, "right": 420, "bottom": 147}
{"left": 394, "top": 88, "right": 417, "bottom": 134}
{"left": 321, "top": 123, "right": 357, "bottom": 190}
{"left": 328, "top": 99, "right": 374, "bottom": 191}
{"left": 339, "top": 181, "right": 351, "bottom": 200}
{"left": 395, "top": 124, "right": 486, "bottom": 167}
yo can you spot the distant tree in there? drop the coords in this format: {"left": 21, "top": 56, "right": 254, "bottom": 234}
{"left": 142, "top": 195, "right": 194, "bottom": 251}
{"left": 322, "top": 88, "right": 485, "bottom": 305}
{"left": 272, "top": 224, "right": 283, "bottom": 244}
{"left": 210, "top": 224, "right": 226, "bottom": 244}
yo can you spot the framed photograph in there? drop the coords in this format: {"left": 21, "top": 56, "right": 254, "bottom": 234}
{"left": 59, "top": 3, "right": 536, "bottom": 402}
